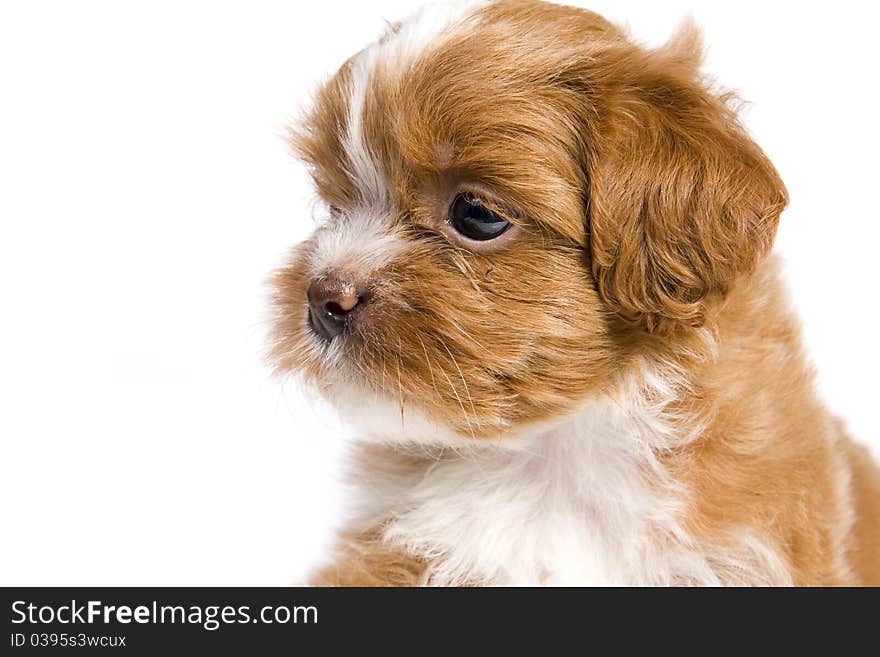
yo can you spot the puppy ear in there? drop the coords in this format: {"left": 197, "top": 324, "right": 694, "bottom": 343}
{"left": 587, "top": 25, "right": 788, "bottom": 332}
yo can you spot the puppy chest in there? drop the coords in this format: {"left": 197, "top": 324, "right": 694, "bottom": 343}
{"left": 373, "top": 450, "right": 679, "bottom": 585}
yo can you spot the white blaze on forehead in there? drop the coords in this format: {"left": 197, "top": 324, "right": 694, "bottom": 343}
{"left": 322, "top": 1, "right": 490, "bottom": 278}
{"left": 342, "top": 50, "right": 388, "bottom": 209}
{"left": 342, "top": 0, "right": 490, "bottom": 207}
{"left": 309, "top": 209, "right": 409, "bottom": 278}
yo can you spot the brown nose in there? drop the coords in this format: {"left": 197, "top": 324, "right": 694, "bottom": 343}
{"left": 306, "top": 275, "right": 366, "bottom": 340}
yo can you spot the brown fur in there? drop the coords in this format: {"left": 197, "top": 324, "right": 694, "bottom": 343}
{"left": 273, "top": 0, "right": 880, "bottom": 585}
{"left": 664, "top": 263, "right": 876, "bottom": 585}
{"left": 310, "top": 530, "right": 427, "bottom": 587}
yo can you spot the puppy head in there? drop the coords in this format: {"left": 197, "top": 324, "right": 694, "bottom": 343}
{"left": 271, "top": 0, "right": 787, "bottom": 441}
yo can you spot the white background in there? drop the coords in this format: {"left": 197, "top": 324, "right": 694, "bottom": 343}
{"left": 1, "top": 0, "right": 878, "bottom": 585}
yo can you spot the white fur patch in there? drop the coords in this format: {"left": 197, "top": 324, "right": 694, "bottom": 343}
{"left": 376, "top": 0, "right": 490, "bottom": 73}
{"left": 329, "top": 381, "right": 474, "bottom": 447}
{"left": 341, "top": 51, "right": 389, "bottom": 208}
{"left": 340, "top": 368, "right": 791, "bottom": 586}
{"left": 308, "top": 209, "right": 408, "bottom": 278}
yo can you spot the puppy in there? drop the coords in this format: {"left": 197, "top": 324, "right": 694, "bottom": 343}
{"left": 271, "top": 0, "right": 880, "bottom": 585}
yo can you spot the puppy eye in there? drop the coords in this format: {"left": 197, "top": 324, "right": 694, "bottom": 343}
{"left": 449, "top": 194, "right": 511, "bottom": 241}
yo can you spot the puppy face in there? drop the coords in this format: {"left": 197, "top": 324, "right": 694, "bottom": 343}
{"left": 271, "top": 0, "right": 787, "bottom": 440}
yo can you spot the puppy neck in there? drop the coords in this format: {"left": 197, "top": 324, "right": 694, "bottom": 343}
{"left": 342, "top": 366, "right": 701, "bottom": 585}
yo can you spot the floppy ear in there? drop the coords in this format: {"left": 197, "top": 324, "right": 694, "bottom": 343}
{"left": 587, "top": 28, "right": 788, "bottom": 332}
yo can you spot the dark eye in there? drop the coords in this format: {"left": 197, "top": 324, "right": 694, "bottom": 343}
{"left": 449, "top": 194, "right": 511, "bottom": 241}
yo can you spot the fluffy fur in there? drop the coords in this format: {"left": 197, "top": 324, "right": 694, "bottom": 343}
{"left": 271, "top": 0, "right": 880, "bottom": 585}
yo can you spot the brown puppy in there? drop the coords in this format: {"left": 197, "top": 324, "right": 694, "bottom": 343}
{"left": 271, "top": 0, "right": 880, "bottom": 585}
